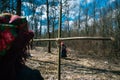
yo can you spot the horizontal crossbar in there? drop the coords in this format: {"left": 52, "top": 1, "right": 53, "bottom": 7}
{"left": 33, "top": 37, "right": 114, "bottom": 42}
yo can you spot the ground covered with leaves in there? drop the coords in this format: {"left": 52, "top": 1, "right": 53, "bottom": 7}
{"left": 25, "top": 47, "right": 120, "bottom": 80}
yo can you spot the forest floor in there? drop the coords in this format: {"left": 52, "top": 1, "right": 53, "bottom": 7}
{"left": 25, "top": 47, "right": 120, "bottom": 80}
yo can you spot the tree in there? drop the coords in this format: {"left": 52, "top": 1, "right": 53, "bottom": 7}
{"left": 0, "top": 0, "right": 11, "bottom": 12}
{"left": 84, "top": 0, "right": 89, "bottom": 36}
{"left": 78, "top": 3, "right": 82, "bottom": 36}
{"left": 66, "top": 3, "right": 70, "bottom": 37}
{"left": 16, "top": 0, "right": 21, "bottom": 16}
{"left": 91, "top": 0, "right": 97, "bottom": 36}
{"left": 39, "top": 6, "right": 45, "bottom": 38}
{"left": 46, "top": 0, "right": 51, "bottom": 53}
{"left": 115, "top": 0, "right": 120, "bottom": 50}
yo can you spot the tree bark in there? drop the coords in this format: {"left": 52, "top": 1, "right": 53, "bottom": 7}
{"left": 46, "top": 0, "right": 51, "bottom": 53}
{"left": 16, "top": 0, "right": 21, "bottom": 16}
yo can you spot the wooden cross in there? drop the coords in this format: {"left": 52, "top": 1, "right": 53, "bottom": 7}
{"left": 33, "top": 37, "right": 114, "bottom": 80}
{"left": 33, "top": 0, "right": 114, "bottom": 80}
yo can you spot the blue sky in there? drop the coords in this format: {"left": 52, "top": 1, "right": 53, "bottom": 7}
{"left": 22, "top": 0, "right": 117, "bottom": 31}
{"left": 22, "top": 0, "right": 116, "bottom": 19}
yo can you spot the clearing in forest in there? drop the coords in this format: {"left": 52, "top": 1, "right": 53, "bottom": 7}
{"left": 25, "top": 47, "right": 120, "bottom": 80}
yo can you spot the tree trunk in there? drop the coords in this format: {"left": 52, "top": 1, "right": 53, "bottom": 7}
{"left": 16, "top": 0, "right": 21, "bottom": 16}
{"left": 46, "top": 0, "right": 51, "bottom": 53}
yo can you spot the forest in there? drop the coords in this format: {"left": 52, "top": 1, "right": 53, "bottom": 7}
{"left": 0, "top": 0, "right": 120, "bottom": 80}
{"left": 1, "top": 0, "right": 120, "bottom": 56}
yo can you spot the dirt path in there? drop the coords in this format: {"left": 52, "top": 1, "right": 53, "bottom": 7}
{"left": 25, "top": 47, "right": 120, "bottom": 80}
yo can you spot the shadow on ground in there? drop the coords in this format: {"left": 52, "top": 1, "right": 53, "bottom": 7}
{"left": 29, "top": 57, "right": 120, "bottom": 76}
{"left": 62, "top": 58, "right": 120, "bottom": 75}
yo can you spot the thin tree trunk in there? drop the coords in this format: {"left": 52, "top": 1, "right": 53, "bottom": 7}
{"left": 16, "top": 0, "right": 21, "bottom": 16}
{"left": 46, "top": 0, "right": 51, "bottom": 53}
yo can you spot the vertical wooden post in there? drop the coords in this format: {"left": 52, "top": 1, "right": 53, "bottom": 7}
{"left": 58, "top": 0, "right": 62, "bottom": 80}
{"left": 57, "top": 40, "right": 61, "bottom": 80}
